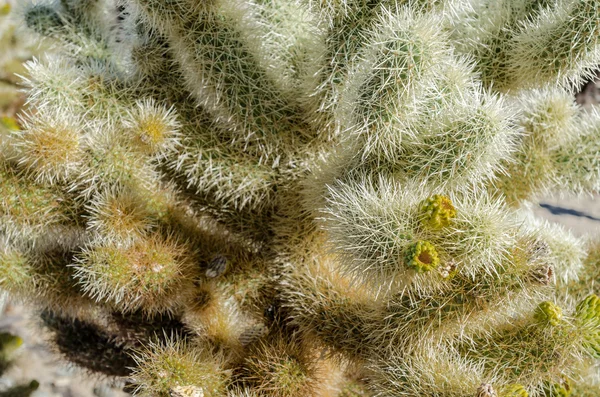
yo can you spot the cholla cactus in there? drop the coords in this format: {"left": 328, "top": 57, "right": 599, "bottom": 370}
{"left": 2, "top": 0, "right": 600, "bottom": 396}
{"left": 0, "top": 0, "right": 39, "bottom": 121}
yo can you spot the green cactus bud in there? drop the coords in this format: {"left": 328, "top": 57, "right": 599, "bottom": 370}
{"left": 0, "top": 333, "right": 23, "bottom": 358}
{"left": 419, "top": 194, "right": 456, "bottom": 229}
{"left": 543, "top": 379, "right": 572, "bottom": 397}
{"left": 534, "top": 301, "right": 563, "bottom": 326}
{"left": 0, "top": 117, "right": 19, "bottom": 131}
{"left": 404, "top": 240, "right": 439, "bottom": 273}
{"left": 0, "top": 3, "right": 10, "bottom": 17}
{"left": 501, "top": 384, "right": 528, "bottom": 397}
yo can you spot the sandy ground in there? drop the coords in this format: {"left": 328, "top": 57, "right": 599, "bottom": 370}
{"left": 0, "top": 299, "right": 129, "bottom": 397}
{"left": 535, "top": 195, "right": 600, "bottom": 237}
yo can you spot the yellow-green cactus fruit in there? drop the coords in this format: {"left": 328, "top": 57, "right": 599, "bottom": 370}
{"left": 419, "top": 195, "right": 456, "bottom": 229}
{"left": 0, "top": 332, "right": 23, "bottom": 357}
{"left": 575, "top": 294, "right": 600, "bottom": 358}
{"left": 0, "top": 116, "right": 19, "bottom": 131}
{"left": 0, "top": 3, "right": 10, "bottom": 16}
{"left": 543, "top": 379, "right": 572, "bottom": 397}
{"left": 404, "top": 241, "right": 440, "bottom": 272}
{"left": 534, "top": 301, "right": 563, "bottom": 326}
{"left": 501, "top": 384, "right": 528, "bottom": 397}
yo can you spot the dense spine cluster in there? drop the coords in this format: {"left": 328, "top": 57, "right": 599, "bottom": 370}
{"left": 1, "top": 0, "right": 600, "bottom": 396}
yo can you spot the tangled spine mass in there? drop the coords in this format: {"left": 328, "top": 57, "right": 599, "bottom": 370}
{"left": 1, "top": 0, "right": 600, "bottom": 396}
